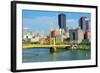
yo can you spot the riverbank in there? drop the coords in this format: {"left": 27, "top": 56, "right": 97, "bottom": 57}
{"left": 22, "top": 44, "right": 90, "bottom": 50}
{"left": 22, "top": 44, "right": 71, "bottom": 48}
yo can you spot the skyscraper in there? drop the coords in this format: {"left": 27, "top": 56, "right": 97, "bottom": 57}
{"left": 69, "top": 27, "right": 84, "bottom": 44}
{"left": 58, "top": 14, "right": 66, "bottom": 32}
{"left": 79, "top": 16, "right": 90, "bottom": 32}
{"left": 84, "top": 31, "right": 91, "bottom": 41}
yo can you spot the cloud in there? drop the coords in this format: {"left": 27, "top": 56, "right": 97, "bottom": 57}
{"left": 23, "top": 27, "right": 30, "bottom": 30}
{"left": 66, "top": 19, "right": 79, "bottom": 29}
{"left": 23, "top": 16, "right": 58, "bottom": 35}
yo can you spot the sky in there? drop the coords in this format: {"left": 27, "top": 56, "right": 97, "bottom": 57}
{"left": 22, "top": 10, "right": 91, "bottom": 35}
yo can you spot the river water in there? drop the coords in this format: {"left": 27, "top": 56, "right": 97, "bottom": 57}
{"left": 22, "top": 48, "right": 91, "bottom": 63}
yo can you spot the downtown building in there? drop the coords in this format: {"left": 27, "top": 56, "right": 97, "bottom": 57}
{"left": 58, "top": 14, "right": 67, "bottom": 42}
{"left": 58, "top": 14, "right": 67, "bottom": 33}
{"left": 79, "top": 16, "right": 91, "bottom": 41}
{"left": 69, "top": 27, "right": 84, "bottom": 44}
{"left": 23, "top": 28, "right": 42, "bottom": 43}
{"left": 79, "top": 16, "right": 90, "bottom": 32}
{"left": 50, "top": 29, "right": 62, "bottom": 44}
{"left": 69, "top": 16, "right": 91, "bottom": 44}
{"left": 22, "top": 28, "right": 33, "bottom": 42}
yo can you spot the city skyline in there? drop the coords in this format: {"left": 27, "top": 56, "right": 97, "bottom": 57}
{"left": 22, "top": 10, "right": 91, "bottom": 35}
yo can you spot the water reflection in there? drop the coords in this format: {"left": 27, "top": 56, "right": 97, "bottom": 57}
{"left": 22, "top": 48, "right": 91, "bottom": 63}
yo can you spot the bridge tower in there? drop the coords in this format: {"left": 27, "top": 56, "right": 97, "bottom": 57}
{"left": 49, "top": 22, "right": 57, "bottom": 52}
{"left": 50, "top": 38, "right": 57, "bottom": 52}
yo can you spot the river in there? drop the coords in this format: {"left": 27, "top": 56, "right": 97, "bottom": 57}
{"left": 22, "top": 48, "right": 91, "bottom": 63}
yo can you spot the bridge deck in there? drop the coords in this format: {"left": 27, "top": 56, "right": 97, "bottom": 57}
{"left": 23, "top": 44, "right": 71, "bottom": 48}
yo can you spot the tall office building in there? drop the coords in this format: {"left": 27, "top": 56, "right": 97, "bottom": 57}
{"left": 79, "top": 16, "right": 90, "bottom": 32}
{"left": 84, "top": 31, "right": 91, "bottom": 41}
{"left": 58, "top": 14, "right": 67, "bottom": 32}
{"left": 69, "top": 27, "right": 84, "bottom": 44}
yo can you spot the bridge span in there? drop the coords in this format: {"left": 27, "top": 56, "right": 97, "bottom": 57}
{"left": 23, "top": 44, "right": 71, "bottom": 52}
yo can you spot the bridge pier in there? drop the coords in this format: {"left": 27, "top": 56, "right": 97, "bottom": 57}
{"left": 50, "top": 47, "right": 57, "bottom": 53}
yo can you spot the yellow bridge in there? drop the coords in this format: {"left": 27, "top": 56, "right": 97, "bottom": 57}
{"left": 23, "top": 44, "right": 71, "bottom": 48}
{"left": 23, "top": 44, "right": 71, "bottom": 52}
{"left": 23, "top": 38, "right": 72, "bottom": 52}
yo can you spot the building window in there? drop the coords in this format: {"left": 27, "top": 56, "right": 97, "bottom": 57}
{"left": 26, "top": 36, "right": 28, "bottom": 39}
{"left": 72, "top": 32, "right": 76, "bottom": 40}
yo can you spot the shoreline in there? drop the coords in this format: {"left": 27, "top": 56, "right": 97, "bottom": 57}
{"left": 22, "top": 44, "right": 90, "bottom": 50}
{"left": 22, "top": 47, "right": 91, "bottom": 50}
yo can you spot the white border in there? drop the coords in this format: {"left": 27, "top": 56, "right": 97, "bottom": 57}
{"left": 16, "top": 4, "right": 96, "bottom": 70}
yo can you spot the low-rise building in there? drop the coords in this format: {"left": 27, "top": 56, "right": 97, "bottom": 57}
{"left": 23, "top": 29, "right": 33, "bottom": 42}
{"left": 51, "top": 29, "right": 61, "bottom": 37}
{"left": 31, "top": 36, "right": 40, "bottom": 42}
{"left": 51, "top": 29, "right": 65, "bottom": 42}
